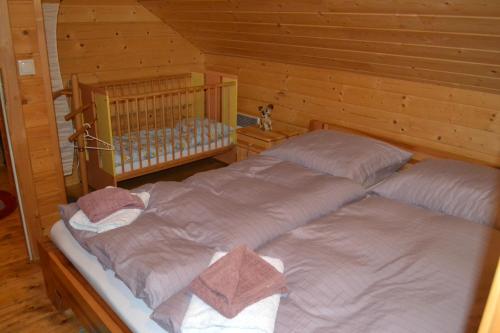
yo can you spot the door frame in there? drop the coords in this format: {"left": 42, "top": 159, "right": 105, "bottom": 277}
{"left": 0, "top": 0, "right": 39, "bottom": 259}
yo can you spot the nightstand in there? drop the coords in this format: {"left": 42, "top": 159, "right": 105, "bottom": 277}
{"left": 236, "top": 125, "right": 302, "bottom": 161}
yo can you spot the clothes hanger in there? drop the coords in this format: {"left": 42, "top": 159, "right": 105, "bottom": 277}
{"left": 74, "top": 123, "right": 115, "bottom": 151}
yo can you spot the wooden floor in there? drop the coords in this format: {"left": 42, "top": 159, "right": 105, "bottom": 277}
{"left": 0, "top": 158, "right": 227, "bottom": 332}
{"left": 0, "top": 211, "right": 83, "bottom": 333}
{"left": 0, "top": 166, "right": 11, "bottom": 192}
{"left": 0, "top": 162, "right": 82, "bottom": 332}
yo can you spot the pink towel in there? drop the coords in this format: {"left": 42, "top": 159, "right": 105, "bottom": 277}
{"left": 77, "top": 187, "right": 144, "bottom": 222}
{"left": 190, "top": 245, "right": 287, "bottom": 318}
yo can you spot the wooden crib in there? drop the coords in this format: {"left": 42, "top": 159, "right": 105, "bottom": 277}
{"left": 72, "top": 72, "right": 237, "bottom": 190}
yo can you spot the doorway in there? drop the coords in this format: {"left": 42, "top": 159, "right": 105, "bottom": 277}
{"left": 0, "top": 78, "right": 17, "bottom": 219}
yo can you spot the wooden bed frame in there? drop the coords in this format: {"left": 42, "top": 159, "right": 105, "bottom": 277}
{"left": 39, "top": 119, "right": 499, "bottom": 333}
{"left": 39, "top": 239, "right": 131, "bottom": 333}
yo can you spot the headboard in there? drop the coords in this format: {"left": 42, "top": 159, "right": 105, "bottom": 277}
{"left": 309, "top": 119, "right": 498, "bottom": 168}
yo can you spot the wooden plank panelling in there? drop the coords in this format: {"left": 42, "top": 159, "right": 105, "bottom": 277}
{"left": 57, "top": 0, "right": 204, "bottom": 84}
{"left": 140, "top": 0, "right": 500, "bottom": 93}
{"left": 206, "top": 54, "right": 500, "bottom": 166}
{"left": 3, "top": 0, "right": 67, "bottom": 259}
{"left": 139, "top": 0, "right": 500, "bottom": 17}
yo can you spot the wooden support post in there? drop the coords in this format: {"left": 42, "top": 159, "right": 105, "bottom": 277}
{"left": 71, "top": 74, "right": 89, "bottom": 194}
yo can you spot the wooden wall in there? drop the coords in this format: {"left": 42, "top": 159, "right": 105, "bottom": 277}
{"left": 2, "top": 0, "right": 67, "bottom": 258}
{"left": 57, "top": 0, "right": 204, "bottom": 84}
{"left": 207, "top": 54, "right": 500, "bottom": 166}
{"left": 140, "top": 0, "right": 500, "bottom": 94}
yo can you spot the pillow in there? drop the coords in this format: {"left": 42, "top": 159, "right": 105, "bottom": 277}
{"left": 58, "top": 203, "right": 97, "bottom": 250}
{"left": 372, "top": 159, "right": 500, "bottom": 227}
{"left": 262, "top": 130, "right": 412, "bottom": 186}
{"left": 77, "top": 186, "right": 145, "bottom": 222}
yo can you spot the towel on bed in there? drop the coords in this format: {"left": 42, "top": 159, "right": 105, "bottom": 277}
{"left": 181, "top": 249, "right": 286, "bottom": 333}
{"left": 77, "top": 187, "right": 145, "bottom": 222}
{"left": 190, "top": 245, "right": 288, "bottom": 318}
{"left": 70, "top": 192, "right": 150, "bottom": 233}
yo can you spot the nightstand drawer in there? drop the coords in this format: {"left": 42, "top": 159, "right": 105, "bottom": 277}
{"left": 236, "top": 125, "right": 303, "bottom": 162}
{"left": 236, "top": 139, "right": 265, "bottom": 162}
{"left": 237, "top": 133, "right": 283, "bottom": 150}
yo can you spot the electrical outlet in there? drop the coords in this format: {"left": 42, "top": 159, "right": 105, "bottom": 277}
{"left": 17, "top": 59, "right": 36, "bottom": 76}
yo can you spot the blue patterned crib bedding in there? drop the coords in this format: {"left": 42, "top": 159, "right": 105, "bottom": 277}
{"left": 113, "top": 119, "right": 234, "bottom": 174}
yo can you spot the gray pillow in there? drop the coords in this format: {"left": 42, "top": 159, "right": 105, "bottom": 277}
{"left": 372, "top": 159, "right": 500, "bottom": 227}
{"left": 263, "top": 130, "right": 412, "bottom": 187}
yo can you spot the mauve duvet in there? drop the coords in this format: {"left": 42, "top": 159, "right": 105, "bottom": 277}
{"left": 153, "top": 196, "right": 500, "bottom": 333}
{"left": 84, "top": 156, "right": 366, "bottom": 310}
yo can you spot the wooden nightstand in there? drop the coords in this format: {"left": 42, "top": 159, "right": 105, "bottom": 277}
{"left": 236, "top": 125, "right": 303, "bottom": 161}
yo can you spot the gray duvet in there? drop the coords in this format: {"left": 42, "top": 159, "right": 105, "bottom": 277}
{"left": 153, "top": 196, "right": 500, "bottom": 333}
{"left": 84, "top": 156, "right": 366, "bottom": 309}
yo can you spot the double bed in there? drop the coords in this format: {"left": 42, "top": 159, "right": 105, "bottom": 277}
{"left": 40, "top": 120, "right": 500, "bottom": 333}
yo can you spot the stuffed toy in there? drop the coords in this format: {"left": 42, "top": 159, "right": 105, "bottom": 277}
{"left": 258, "top": 104, "right": 273, "bottom": 131}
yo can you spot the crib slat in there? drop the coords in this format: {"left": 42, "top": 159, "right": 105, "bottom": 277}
{"left": 116, "top": 101, "right": 125, "bottom": 174}
{"left": 208, "top": 88, "right": 214, "bottom": 150}
{"left": 170, "top": 92, "right": 175, "bottom": 161}
{"left": 226, "top": 85, "right": 230, "bottom": 146}
{"left": 145, "top": 96, "right": 151, "bottom": 167}
{"left": 177, "top": 92, "right": 183, "bottom": 159}
{"left": 201, "top": 88, "right": 205, "bottom": 153}
{"left": 224, "top": 85, "right": 228, "bottom": 146}
{"left": 161, "top": 94, "right": 167, "bottom": 163}
{"left": 136, "top": 97, "right": 143, "bottom": 169}
{"left": 215, "top": 86, "right": 219, "bottom": 149}
{"left": 228, "top": 84, "right": 233, "bottom": 145}
{"left": 186, "top": 91, "right": 191, "bottom": 156}
{"left": 192, "top": 89, "right": 197, "bottom": 154}
{"left": 153, "top": 95, "right": 159, "bottom": 165}
{"left": 126, "top": 99, "right": 133, "bottom": 172}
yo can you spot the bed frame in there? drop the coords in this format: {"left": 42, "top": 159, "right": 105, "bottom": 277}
{"left": 39, "top": 119, "right": 499, "bottom": 333}
{"left": 66, "top": 72, "right": 237, "bottom": 192}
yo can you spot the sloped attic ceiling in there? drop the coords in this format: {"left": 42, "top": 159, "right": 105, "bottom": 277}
{"left": 138, "top": 0, "right": 500, "bottom": 94}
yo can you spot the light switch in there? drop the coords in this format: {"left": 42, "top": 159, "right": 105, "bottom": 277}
{"left": 17, "top": 59, "right": 36, "bottom": 76}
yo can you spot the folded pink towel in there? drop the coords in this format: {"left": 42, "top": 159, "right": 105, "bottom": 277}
{"left": 77, "top": 187, "right": 144, "bottom": 222}
{"left": 190, "top": 245, "right": 287, "bottom": 318}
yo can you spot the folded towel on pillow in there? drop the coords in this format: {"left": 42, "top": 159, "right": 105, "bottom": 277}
{"left": 182, "top": 248, "right": 286, "bottom": 333}
{"left": 190, "top": 245, "right": 287, "bottom": 318}
{"left": 77, "top": 187, "right": 145, "bottom": 222}
{"left": 70, "top": 191, "right": 150, "bottom": 233}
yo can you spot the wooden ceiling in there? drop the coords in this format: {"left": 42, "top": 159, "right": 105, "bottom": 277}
{"left": 138, "top": 0, "right": 500, "bottom": 94}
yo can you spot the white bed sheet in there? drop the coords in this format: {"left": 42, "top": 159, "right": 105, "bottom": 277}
{"left": 50, "top": 221, "right": 166, "bottom": 333}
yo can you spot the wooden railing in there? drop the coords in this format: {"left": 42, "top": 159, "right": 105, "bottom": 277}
{"left": 52, "top": 75, "right": 90, "bottom": 194}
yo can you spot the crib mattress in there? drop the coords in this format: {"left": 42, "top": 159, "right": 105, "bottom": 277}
{"left": 113, "top": 120, "right": 233, "bottom": 174}
{"left": 114, "top": 138, "right": 231, "bottom": 174}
